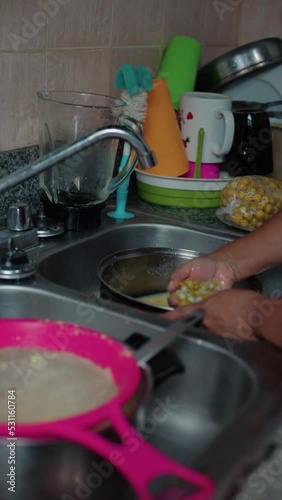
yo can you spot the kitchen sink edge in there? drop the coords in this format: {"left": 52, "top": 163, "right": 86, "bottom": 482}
{"left": 0, "top": 204, "right": 282, "bottom": 498}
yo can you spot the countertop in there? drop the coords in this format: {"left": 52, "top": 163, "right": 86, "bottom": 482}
{"left": 0, "top": 145, "right": 41, "bottom": 227}
{"left": 0, "top": 145, "right": 227, "bottom": 230}
{"left": 0, "top": 145, "right": 282, "bottom": 499}
{"left": 125, "top": 183, "right": 226, "bottom": 227}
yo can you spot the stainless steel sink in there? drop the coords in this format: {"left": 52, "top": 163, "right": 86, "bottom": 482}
{"left": 38, "top": 215, "right": 282, "bottom": 305}
{"left": 0, "top": 206, "right": 282, "bottom": 499}
{"left": 39, "top": 221, "right": 232, "bottom": 297}
{"left": 134, "top": 335, "right": 256, "bottom": 465}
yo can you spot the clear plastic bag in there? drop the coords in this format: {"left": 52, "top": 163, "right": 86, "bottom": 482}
{"left": 220, "top": 176, "right": 282, "bottom": 229}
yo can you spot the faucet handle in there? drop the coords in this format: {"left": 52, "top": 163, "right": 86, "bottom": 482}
{"left": 0, "top": 237, "right": 36, "bottom": 280}
{"left": 6, "top": 202, "right": 34, "bottom": 231}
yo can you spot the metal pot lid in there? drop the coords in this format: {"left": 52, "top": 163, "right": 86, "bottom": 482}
{"left": 196, "top": 38, "right": 282, "bottom": 92}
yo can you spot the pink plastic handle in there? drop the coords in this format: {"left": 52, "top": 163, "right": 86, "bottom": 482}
{"left": 45, "top": 402, "right": 215, "bottom": 500}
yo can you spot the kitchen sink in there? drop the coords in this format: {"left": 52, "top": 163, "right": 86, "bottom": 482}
{"left": 1, "top": 285, "right": 282, "bottom": 500}
{"left": 133, "top": 334, "right": 256, "bottom": 465}
{"left": 38, "top": 217, "right": 282, "bottom": 301}
{"left": 0, "top": 207, "right": 282, "bottom": 499}
{"left": 38, "top": 220, "right": 233, "bottom": 297}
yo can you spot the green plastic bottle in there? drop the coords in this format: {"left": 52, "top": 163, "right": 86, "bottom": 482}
{"left": 158, "top": 36, "right": 202, "bottom": 110}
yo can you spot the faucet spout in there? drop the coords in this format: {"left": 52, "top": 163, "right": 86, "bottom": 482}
{"left": 0, "top": 126, "right": 157, "bottom": 195}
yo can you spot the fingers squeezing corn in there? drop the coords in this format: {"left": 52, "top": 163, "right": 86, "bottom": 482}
{"left": 221, "top": 176, "right": 282, "bottom": 230}
{"left": 171, "top": 279, "right": 222, "bottom": 306}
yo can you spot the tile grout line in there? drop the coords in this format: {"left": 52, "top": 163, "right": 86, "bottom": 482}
{"left": 157, "top": 0, "right": 168, "bottom": 73}
{"left": 44, "top": 17, "right": 49, "bottom": 90}
{"left": 109, "top": 0, "right": 115, "bottom": 93}
{"left": 235, "top": 0, "right": 245, "bottom": 47}
{"left": 109, "top": 0, "right": 115, "bottom": 47}
{"left": 202, "top": 0, "right": 208, "bottom": 46}
{"left": 0, "top": 45, "right": 162, "bottom": 55}
{"left": 160, "top": 0, "right": 168, "bottom": 48}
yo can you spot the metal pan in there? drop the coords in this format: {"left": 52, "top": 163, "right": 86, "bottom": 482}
{"left": 97, "top": 247, "right": 262, "bottom": 311}
{"left": 196, "top": 38, "right": 282, "bottom": 92}
{"left": 232, "top": 100, "right": 282, "bottom": 119}
{"left": 98, "top": 247, "right": 200, "bottom": 311}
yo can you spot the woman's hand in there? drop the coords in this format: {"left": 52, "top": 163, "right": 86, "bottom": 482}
{"left": 167, "top": 254, "right": 240, "bottom": 307}
{"left": 164, "top": 289, "right": 264, "bottom": 341}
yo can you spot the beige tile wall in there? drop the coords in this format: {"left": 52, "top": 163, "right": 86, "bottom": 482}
{"left": 0, "top": 0, "right": 281, "bottom": 151}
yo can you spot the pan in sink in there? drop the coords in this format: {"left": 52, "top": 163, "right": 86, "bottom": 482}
{"left": 97, "top": 248, "right": 262, "bottom": 311}
{"left": 98, "top": 248, "right": 199, "bottom": 311}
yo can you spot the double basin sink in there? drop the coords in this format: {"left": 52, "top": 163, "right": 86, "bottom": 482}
{"left": 1, "top": 205, "right": 282, "bottom": 499}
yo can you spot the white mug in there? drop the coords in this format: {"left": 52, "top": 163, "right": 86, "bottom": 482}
{"left": 179, "top": 92, "right": 235, "bottom": 163}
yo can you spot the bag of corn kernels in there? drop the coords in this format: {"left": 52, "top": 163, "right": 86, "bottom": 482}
{"left": 219, "top": 176, "right": 282, "bottom": 230}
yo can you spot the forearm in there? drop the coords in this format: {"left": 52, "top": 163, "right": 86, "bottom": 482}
{"left": 212, "top": 211, "right": 282, "bottom": 280}
{"left": 254, "top": 295, "right": 282, "bottom": 349}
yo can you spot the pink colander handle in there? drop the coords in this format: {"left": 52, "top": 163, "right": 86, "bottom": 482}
{"left": 45, "top": 402, "right": 215, "bottom": 500}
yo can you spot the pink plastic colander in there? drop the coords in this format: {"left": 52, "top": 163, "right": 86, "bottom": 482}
{"left": 0, "top": 318, "right": 215, "bottom": 500}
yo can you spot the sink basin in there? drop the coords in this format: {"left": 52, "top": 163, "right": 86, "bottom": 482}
{"left": 38, "top": 218, "right": 282, "bottom": 312}
{"left": 38, "top": 221, "right": 262, "bottom": 301}
{"left": 0, "top": 209, "right": 282, "bottom": 499}
{"left": 1, "top": 283, "right": 282, "bottom": 500}
{"left": 133, "top": 335, "right": 255, "bottom": 465}
{"left": 0, "top": 285, "right": 260, "bottom": 500}
{"left": 38, "top": 222, "right": 231, "bottom": 297}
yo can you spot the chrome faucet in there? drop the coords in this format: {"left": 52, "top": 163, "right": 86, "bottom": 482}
{"left": 0, "top": 126, "right": 157, "bottom": 195}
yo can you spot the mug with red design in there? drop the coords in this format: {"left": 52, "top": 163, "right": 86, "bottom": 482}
{"left": 179, "top": 92, "right": 235, "bottom": 163}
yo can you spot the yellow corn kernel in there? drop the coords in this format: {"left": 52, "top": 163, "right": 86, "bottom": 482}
{"left": 256, "top": 210, "right": 265, "bottom": 221}
{"left": 237, "top": 191, "right": 246, "bottom": 200}
{"left": 265, "top": 203, "right": 274, "bottom": 214}
{"left": 172, "top": 279, "right": 222, "bottom": 305}
{"left": 269, "top": 196, "right": 277, "bottom": 205}
{"left": 240, "top": 219, "right": 249, "bottom": 228}
{"left": 253, "top": 192, "right": 263, "bottom": 202}
{"left": 237, "top": 178, "right": 249, "bottom": 189}
{"left": 244, "top": 211, "right": 253, "bottom": 222}
{"left": 244, "top": 193, "right": 255, "bottom": 202}
{"left": 261, "top": 195, "right": 270, "bottom": 205}
{"left": 258, "top": 200, "right": 267, "bottom": 209}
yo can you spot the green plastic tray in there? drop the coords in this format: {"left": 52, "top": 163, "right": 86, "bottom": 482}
{"left": 137, "top": 181, "right": 221, "bottom": 208}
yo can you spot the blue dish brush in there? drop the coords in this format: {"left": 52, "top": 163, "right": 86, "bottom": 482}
{"left": 107, "top": 65, "right": 152, "bottom": 220}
